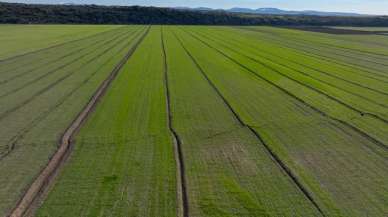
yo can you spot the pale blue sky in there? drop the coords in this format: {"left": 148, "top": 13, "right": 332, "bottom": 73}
{"left": 4, "top": 0, "right": 388, "bottom": 15}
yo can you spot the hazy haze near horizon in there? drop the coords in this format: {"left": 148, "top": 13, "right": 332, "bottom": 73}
{"left": 3, "top": 0, "right": 388, "bottom": 15}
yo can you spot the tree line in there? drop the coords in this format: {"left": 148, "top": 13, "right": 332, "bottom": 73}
{"left": 1, "top": 2, "right": 388, "bottom": 26}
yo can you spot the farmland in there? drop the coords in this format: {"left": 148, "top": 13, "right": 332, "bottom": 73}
{"left": 331, "top": 26, "right": 388, "bottom": 32}
{"left": 0, "top": 25, "right": 147, "bottom": 216}
{"left": 0, "top": 25, "right": 120, "bottom": 60}
{"left": 1, "top": 25, "right": 387, "bottom": 217}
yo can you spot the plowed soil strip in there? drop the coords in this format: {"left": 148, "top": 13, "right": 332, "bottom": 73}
{"left": 8, "top": 26, "right": 150, "bottom": 217}
{"left": 161, "top": 27, "right": 189, "bottom": 217}
{"left": 173, "top": 30, "right": 326, "bottom": 216}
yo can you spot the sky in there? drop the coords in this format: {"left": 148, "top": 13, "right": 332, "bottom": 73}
{"left": 4, "top": 0, "right": 388, "bottom": 15}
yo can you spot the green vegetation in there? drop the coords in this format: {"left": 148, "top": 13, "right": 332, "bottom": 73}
{"left": 175, "top": 26, "right": 388, "bottom": 216}
{"left": 37, "top": 27, "right": 177, "bottom": 217}
{"left": 163, "top": 27, "right": 322, "bottom": 216}
{"left": 331, "top": 26, "right": 388, "bottom": 31}
{"left": 1, "top": 25, "right": 387, "bottom": 217}
{"left": 0, "top": 25, "right": 118, "bottom": 60}
{"left": 0, "top": 25, "right": 146, "bottom": 216}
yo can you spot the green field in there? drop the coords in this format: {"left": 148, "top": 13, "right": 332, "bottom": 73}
{"left": 0, "top": 25, "right": 147, "bottom": 216}
{"left": 1, "top": 25, "right": 387, "bottom": 217}
{"left": 331, "top": 26, "right": 388, "bottom": 32}
{"left": 0, "top": 25, "right": 120, "bottom": 60}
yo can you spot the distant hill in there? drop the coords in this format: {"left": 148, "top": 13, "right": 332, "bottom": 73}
{"left": 177, "top": 7, "right": 365, "bottom": 17}
{"left": 1, "top": 2, "right": 387, "bottom": 26}
{"left": 227, "top": 7, "right": 364, "bottom": 17}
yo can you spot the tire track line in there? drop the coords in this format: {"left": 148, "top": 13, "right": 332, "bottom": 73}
{"left": 172, "top": 29, "right": 326, "bottom": 217}
{"left": 0, "top": 28, "right": 142, "bottom": 162}
{"left": 182, "top": 29, "right": 388, "bottom": 152}
{"left": 161, "top": 27, "right": 189, "bottom": 217}
{"left": 7, "top": 26, "right": 150, "bottom": 217}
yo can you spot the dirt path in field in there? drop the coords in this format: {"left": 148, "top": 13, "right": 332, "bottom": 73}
{"left": 161, "top": 27, "right": 189, "bottom": 217}
{"left": 7, "top": 26, "right": 150, "bottom": 217}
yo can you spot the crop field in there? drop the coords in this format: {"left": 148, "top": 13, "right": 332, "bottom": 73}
{"left": 0, "top": 25, "right": 147, "bottom": 216}
{"left": 331, "top": 26, "right": 388, "bottom": 32}
{"left": 1, "top": 25, "right": 387, "bottom": 217}
{"left": 0, "top": 25, "right": 120, "bottom": 60}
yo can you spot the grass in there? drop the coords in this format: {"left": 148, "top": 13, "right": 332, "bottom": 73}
{"left": 1, "top": 25, "right": 387, "bottom": 217}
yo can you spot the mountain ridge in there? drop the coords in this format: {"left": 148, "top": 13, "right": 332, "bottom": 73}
{"left": 176, "top": 7, "right": 367, "bottom": 17}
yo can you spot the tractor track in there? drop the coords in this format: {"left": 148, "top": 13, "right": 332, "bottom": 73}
{"left": 161, "top": 27, "right": 189, "bottom": 217}
{"left": 7, "top": 26, "right": 150, "bottom": 217}
{"left": 172, "top": 29, "right": 327, "bottom": 217}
